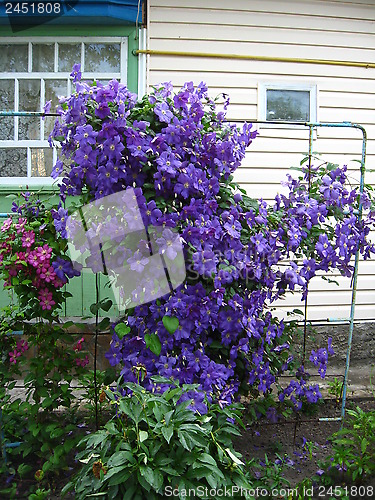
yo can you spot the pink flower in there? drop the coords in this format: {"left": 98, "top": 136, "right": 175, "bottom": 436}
{"left": 38, "top": 287, "right": 56, "bottom": 310}
{"left": 40, "top": 296, "right": 56, "bottom": 310}
{"left": 9, "top": 349, "right": 21, "bottom": 364}
{"left": 38, "top": 288, "right": 52, "bottom": 300}
{"left": 15, "top": 251, "right": 26, "bottom": 264}
{"left": 75, "top": 355, "right": 89, "bottom": 367}
{"left": 74, "top": 337, "right": 85, "bottom": 352}
{"left": 8, "top": 267, "right": 17, "bottom": 277}
{"left": 28, "top": 251, "right": 40, "bottom": 268}
{"left": 39, "top": 266, "right": 57, "bottom": 283}
{"left": 1, "top": 218, "right": 12, "bottom": 232}
{"left": 16, "top": 340, "right": 29, "bottom": 353}
{"left": 15, "top": 218, "right": 27, "bottom": 233}
{"left": 22, "top": 230, "right": 35, "bottom": 248}
{"left": 53, "top": 279, "right": 65, "bottom": 289}
{"left": 35, "top": 244, "right": 52, "bottom": 263}
{"left": 32, "top": 276, "right": 43, "bottom": 288}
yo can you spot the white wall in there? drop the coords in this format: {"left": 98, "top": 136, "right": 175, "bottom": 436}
{"left": 147, "top": 0, "right": 375, "bottom": 321}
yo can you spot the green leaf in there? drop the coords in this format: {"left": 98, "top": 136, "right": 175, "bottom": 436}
{"left": 198, "top": 453, "right": 217, "bottom": 467}
{"left": 107, "top": 451, "right": 134, "bottom": 467}
{"left": 153, "top": 404, "right": 164, "bottom": 422}
{"left": 139, "top": 430, "right": 148, "bottom": 443}
{"left": 89, "top": 303, "right": 99, "bottom": 315}
{"left": 100, "top": 298, "right": 113, "bottom": 312}
{"left": 225, "top": 448, "right": 244, "bottom": 465}
{"left": 140, "top": 466, "right": 163, "bottom": 491}
{"left": 118, "top": 399, "right": 141, "bottom": 424}
{"left": 108, "top": 469, "right": 131, "bottom": 486}
{"left": 164, "top": 410, "right": 174, "bottom": 426}
{"left": 361, "top": 438, "right": 368, "bottom": 453}
{"left": 144, "top": 333, "right": 161, "bottom": 356}
{"left": 159, "top": 465, "right": 179, "bottom": 476}
{"left": 123, "top": 485, "right": 137, "bottom": 500}
{"left": 206, "top": 473, "right": 218, "bottom": 489}
{"left": 99, "top": 317, "right": 111, "bottom": 330}
{"left": 207, "top": 340, "right": 222, "bottom": 349}
{"left": 17, "top": 463, "right": 32, "bottom": 478}
{"left": 114, "top": 323, "right": 131, "bottom": 339}
{"left": 41, "top": 397, "right": 53, "bottom": 408}
{"left": 163, "top": 387, "right": 183, "bottom": 403}
{"left": 162, "top": 315, "right": 179, "bottom": 334}
{"left": 161, "top": 426, "right": 173, "bottom": 444}
{"left": 177, "top": 429, "right": 203, "bottom": 451}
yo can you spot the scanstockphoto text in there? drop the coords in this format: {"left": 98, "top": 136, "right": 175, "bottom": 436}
{"left": 164, "top": 485, "right": 375, "bottom": 498}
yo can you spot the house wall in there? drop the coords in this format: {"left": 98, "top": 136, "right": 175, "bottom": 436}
{"left": 147, "top": 0, "right": 375, "bottom": 321}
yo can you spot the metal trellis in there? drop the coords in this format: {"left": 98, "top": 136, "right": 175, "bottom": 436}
{"left": 248, "top": 119, "right": 368, "bottom": 425}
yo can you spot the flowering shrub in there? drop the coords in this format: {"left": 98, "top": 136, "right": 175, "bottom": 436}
{"left": 63, "top": 378, "right": 252, "bottom": 499}
{"left": 0, "top": 192, "right": 80, "bottom": 320}
{"left": 50, "top": 70, "right": 375, "bottom": 410}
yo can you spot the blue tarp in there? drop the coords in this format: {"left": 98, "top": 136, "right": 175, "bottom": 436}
{"left": 0, "top": 1, "right": 143, "bottom": 30}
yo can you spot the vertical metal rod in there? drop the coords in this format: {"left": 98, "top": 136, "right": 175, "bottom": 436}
{"left": 302, "top": 125, "right": 314, "bottom": 366}
{"left": 307, "top": 124, "right": 314, "bottom": 191}
{"left": 340, "top": 125, "right": 367, "bottom": 424}
{"left": 296, "top": 122, "right": 367, "bottom": 424}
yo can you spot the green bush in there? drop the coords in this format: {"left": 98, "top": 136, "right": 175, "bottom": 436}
{"left": 320, "top": 406, "right": 375, "bottom": 484}
{"left": 63, "top": 378, "right": 253, "bottom": 499}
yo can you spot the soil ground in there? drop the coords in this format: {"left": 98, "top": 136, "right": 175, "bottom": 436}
{"left": 234, "top": 397, "right": 375, "bottom": 498}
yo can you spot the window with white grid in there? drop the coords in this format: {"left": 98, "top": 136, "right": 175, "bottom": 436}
{"left": 0, "top": 37, "right": 128, "bottom": 184}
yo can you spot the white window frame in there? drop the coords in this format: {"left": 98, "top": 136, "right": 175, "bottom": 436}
{"left": 258, "top": 82, "right": 317, "bottom": 128}
{"left": 0, "top": 36, "right": 128, "bottom": 186}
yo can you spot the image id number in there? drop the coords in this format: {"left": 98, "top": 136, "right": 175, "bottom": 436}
{"left": 6, "top": 2, "right": 62, "bottom": 15}
{"left": 317, "top": 485, "right": 374, "bottom": 497}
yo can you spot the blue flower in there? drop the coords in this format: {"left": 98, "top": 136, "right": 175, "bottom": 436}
{"left": 154, "top": 102, "right": 173, "bottom": 123}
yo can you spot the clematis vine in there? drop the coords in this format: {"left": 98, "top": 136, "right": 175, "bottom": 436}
{"left": 49, "top": 73, "right": 375, "bottom": 413}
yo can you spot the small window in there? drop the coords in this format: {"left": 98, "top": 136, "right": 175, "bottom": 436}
{"left": 259, "top": 84, "right": 317, "bottom": 124}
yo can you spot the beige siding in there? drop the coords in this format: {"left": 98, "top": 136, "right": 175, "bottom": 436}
{"left": 147, "top": 0, "right": 375, "bottom": 321}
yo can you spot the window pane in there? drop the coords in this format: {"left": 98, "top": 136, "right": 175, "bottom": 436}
{"left": 0, "top": 148, "right": 27, "bottom": 177}
{"left": 44, "top": 79, "right": 67, "bottom": 139}
{"left": 266, "top": 89, "right": 310, "bottom": 122}
{"left": 58, "top": 43, "right": 81, "bottom": 72}
{"left": 84, "top": 43, "right": 120, "bottom": 72}
{"left": 19, "top": 80, "right": 41, "bottom": 140}
{"left": 32, "top": 43, "right": 54, "bottom": 72}
{"left": 31, "top": 148, "right": 53, "bottom": 177}
{"left": 0, "top": 80, "right": 15, "bottom": 140}
{"left": 0, "top": 44, "right": 28, "bottom": 72}
{"left": 81, "top": 79, "right": 111, "bottom": 88}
